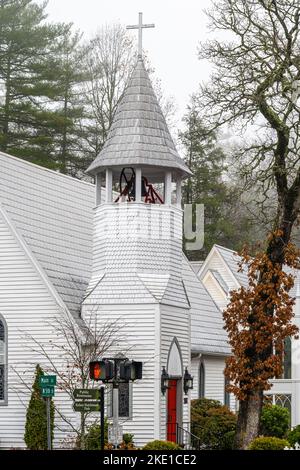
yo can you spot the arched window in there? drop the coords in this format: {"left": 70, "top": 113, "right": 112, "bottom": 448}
{"left": 199, "top": 363, "right": 205, "bottom": 398}
{"left": 0, "top": 316, "right": 7, "bottom": 404}
{"left": 282, "top": 337, "right": 292, "bottom": 379}
{"left": 224, "top": 377, "right": 230, "bottom": 407}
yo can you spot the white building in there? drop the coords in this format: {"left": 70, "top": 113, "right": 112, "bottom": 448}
{"left": 0, "top": 41, "right": 298, "bottom": 449}
{"left": 0, "top": 49, "right": 233, "bottom": 449}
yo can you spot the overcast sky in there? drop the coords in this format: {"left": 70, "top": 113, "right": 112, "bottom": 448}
{"left": 43, "top": 0, "right": 213, "bottom": 124}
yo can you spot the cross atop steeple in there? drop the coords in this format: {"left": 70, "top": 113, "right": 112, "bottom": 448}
{"left": 127, "top": 12, "right": 155, "bottom": 58}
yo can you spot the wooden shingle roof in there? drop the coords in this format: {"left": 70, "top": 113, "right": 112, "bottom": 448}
{"left": 86, "top": 58, "right": 192, "bottom": 178}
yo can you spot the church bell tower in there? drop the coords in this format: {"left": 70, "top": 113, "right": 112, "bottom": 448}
{"left": 83, "top": 13, "right": 192, "bottom": 446}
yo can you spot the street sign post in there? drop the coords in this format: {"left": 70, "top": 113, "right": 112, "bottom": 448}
{"left": 38, "top": 375, "right": 57, "bottom": 451}
{"left": 73, "top": 389, "right": 100, "bottom": 400}
{"left": 73, "top": 387, "right": 105, "bottom": 450}
{"left": 73, "top": 402, "right": 101, "bottom": 412}
{"left": 39, "top": 375, "right": 57, "bottom": 387}
{"left": 41, "top": 386, "right": 55, "bottom": 398}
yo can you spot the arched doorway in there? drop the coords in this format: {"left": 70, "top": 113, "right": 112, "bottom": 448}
{"left": 166, "top": 338, "right": 183, "bottom": 442}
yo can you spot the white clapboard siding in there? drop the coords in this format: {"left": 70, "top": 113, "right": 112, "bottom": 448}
{"left": 0, "top": 208, "right": 79, "bottom": 449}
{"left": 202, "top": 272, "right": 228, "bottom": 311}
{"left": 81, "top": 302, "right": 160, "bottom": 447}
{"left": 202, "top": 356, "right": 226, "bottom": 403}
{"left": 191, "top": 357, "right": 200, "bottom": 400}
{"left": 191, "top": 355, "right": 236, "bottom": 410}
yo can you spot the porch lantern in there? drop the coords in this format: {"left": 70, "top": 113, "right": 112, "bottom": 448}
{"left": 183, "top": 367, "right": 193, "bottom": 395}
{"left": 161, "top": 367, "right": 169, "bottom": 395}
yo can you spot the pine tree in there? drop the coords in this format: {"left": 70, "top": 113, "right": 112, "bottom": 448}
{"left": 24, "top": 364, "right": 54, "bottom": 450}
{"left": 0, "top": 0, "right": 70, "bottom": 168}
{"left": 47, "top": 29, "right": 88, "bottom": 176}
{"left": 180, "top": 105, "right": 253, "bottom": 259}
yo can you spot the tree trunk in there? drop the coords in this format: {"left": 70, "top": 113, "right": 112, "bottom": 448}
{"left": 234, "top": 390, "right": 263, "bottom": 449}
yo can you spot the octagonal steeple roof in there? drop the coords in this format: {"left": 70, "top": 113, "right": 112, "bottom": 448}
{"left": 86, "top": 58, "right": 192, "bottom": 178}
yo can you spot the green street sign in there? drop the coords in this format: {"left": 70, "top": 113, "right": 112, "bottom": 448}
{"left": 41, "top": 386, "right": 55, "bottom": 398}
{"left": 73, "top": 402, "right": 100, "bottom": 412}
{"left": 73, "top": 389, "right": 100, "bottom": 400}
{"left": 39, "top": 375, "right": 57, "bottom": 387}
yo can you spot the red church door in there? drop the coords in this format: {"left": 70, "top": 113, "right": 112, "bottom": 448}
{"left": 167, "top": 379, "right": 177, "bottom": 442}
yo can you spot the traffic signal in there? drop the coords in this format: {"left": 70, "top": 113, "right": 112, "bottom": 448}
{"left": 120, "top": 361, "right": 143, "bottom": 381}
{"left": 89, "top": 360, "right": 114, "bottom": 381}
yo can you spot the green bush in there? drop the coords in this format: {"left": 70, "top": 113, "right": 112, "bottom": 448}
{"left": 260, "top": 405, "right": 290, "bottom": 438}
{"left": 248, "top": 436, "right": 290, "bottom": 450}
{"left": 84, "top": 421, "right": 108, "bottom": 450}
{"left": 191, "top": 398, "right": 236, "bottom": 450}
{"left": 24, "top": 365, "right": 54, "bottom": 450}
{"left": 123, "top": 433, "right": 134, "bottom": 445}
{"left": 143, "top": 440, "right": 181, "bottom": 450}
{"left": 287, "top": 425, "right": 300, "bottom": 448}
{"left": 222, "top": 430, "right": 236, "bottom": 450}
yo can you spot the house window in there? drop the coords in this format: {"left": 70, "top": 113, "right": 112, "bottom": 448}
{"left": 199, "top": 363, "right": 205, "bottom": 398}
{"left": 282, "top": 337, "right": 292, "bottom": 379}
{"left": 224, "top": 377, "right": 230, "bottom": 407}
{"left": 107, "top": 382, "right": 131, "bottom": 419}
{"left": 0, "top": 316, "right": 7, "bottom": 404}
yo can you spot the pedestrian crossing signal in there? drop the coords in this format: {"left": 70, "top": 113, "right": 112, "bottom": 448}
{"left": 120, "top": 361, "right": 143, "bottom": 381}
{"left": 89, "top": 360, "right": 114, "bottom": 381}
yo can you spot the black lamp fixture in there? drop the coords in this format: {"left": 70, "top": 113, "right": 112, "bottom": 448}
{"left": 183, "top": 367, "right": 193, "bottom": 395}
{"left": 161, "top": 366, "right": 169, "bottom": 395}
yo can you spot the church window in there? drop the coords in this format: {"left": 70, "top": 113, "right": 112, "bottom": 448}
{"left": 107, "top": 382, "right": 132, "bottom": 419}
{"left": 199, "top": 363, "right": 205, "bottom": 398}
{"left": 0, "top": 316, "right": 7, "bottom": 404}
{"left": 282, "top": 337, "right": 292, "bottom": 379}
{"left": 224, "top": 377, "right": 230, "bottom": 407}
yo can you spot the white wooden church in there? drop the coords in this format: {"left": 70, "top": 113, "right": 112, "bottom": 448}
{"left": 1, "top": 16, "right": 300, "bottom": 449}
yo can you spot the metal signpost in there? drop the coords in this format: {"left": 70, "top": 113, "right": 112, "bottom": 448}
{"left": 73, "top": 387, "right": 105, "bottom": 450}
{"left": 39, "top": 375, "right": 56, "bottom": 450}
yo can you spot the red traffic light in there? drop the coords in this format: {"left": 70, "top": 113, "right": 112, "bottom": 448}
{"left": 89, "top": 360, "right": 114, "bottom": 382}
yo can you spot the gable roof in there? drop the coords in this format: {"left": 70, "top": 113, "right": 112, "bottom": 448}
{"left": 86, "top": 58, "right": 191, "bottom": 178}
{"left": 212, "top": 244, "right": 300, "bottom": 299}
{"left": 0, "top": 152, "right": 94, "bottom": 318}
{"left": 214, "top": 244, "right": 248, "bottom": 287}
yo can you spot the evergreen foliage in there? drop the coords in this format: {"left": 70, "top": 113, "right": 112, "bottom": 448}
{"left": 287, "top": 425, "right": 300, "bottom": 448}
{"left": 248, "top": 436, "right": 289, "bottom": 450}
{"left": 260, "top": 405, "right": 290, "bottom": 438}
{"left": 191, "top": 398, "right": 236, "bottom": 450}
{"left": 24, "top": 364, "right": 54, "bottom": 450}
{"left": 0, "top": 0, "right": 70, "bottom": 167}
{"left": 143, "top": 440, "right": 181, "bottom": 450}
{"left": 180, "top": 104, "right": 254, "bottom": 259}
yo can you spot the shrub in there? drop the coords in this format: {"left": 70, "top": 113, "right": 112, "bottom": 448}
{"left": 248, "top": 436, "right": 290, "bottom": 450}
{"left": 24, "top": 365, "right": 54, "bottom": 450}
{"left": 84, "top": 421, "right": 108, "bottom": 450}
{"left": 260, "top": 405, "right": 290, "bottom": 438}
{"left": 191, "top": 398, "right": 236, "bottom": 450}
{"left": 287, "top": 425, "right": 300, "bottom": 448}
{"left": 143, "top": 440, "right": 181, "bottom": 450}
{"left": 123, "top": 433, "right": 134, "bottom": 445}
{"left": 223, "top": 430, "right": 236, "bottom": 450}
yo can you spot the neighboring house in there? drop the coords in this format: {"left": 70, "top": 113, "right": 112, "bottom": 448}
{"left": 197, "top": 244, "right": 300, "bottom": 427}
